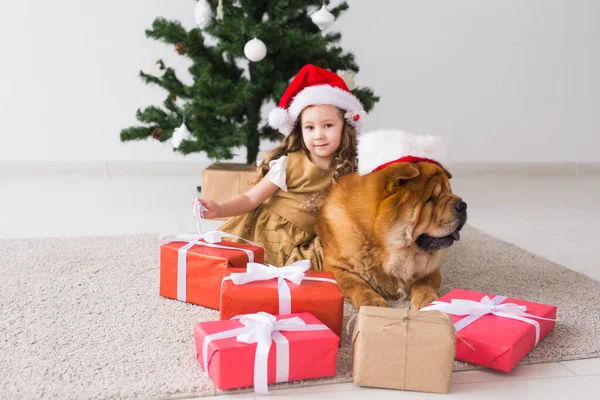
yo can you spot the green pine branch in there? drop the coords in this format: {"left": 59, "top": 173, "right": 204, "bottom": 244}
{"left": 352, "top": 87, "right": 380, "bottom": 113}
{"left": 329, "top": 2, "right": 349, "bottom": 18}
{"left": 145, "top": 18, "right": 187, "bottom": 44}
{"left": 120, "top": 126, "right": 155, "bottom": 141}
{"left": 140, "top": 69, "right": 189, "bottom": 99}
{"left": 163, "top": 97, "right": 182, "bottom": 115}
{"left": 135, "top": 106, "right": 168, "bottom": 125}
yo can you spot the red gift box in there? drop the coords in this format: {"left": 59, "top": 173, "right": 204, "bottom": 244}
{"left": 159, "top": 234, "right": 264, "bottom": 309}
{"left": 194, "top": 312, "right": 340, "bottom": 392}
{"left": 422, "top": 289, "right": 557, "bottom": 372}
{"left": 219, "top": 261, "right": 344, "bottom": 337}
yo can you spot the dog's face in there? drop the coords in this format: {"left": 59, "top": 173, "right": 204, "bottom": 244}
{"left": 375, "top": 162, "right": 467, "bottom": 253}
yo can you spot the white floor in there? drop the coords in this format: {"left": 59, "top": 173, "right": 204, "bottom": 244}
{"left": 1, "top": 170, "right": 599, "bottom": 399}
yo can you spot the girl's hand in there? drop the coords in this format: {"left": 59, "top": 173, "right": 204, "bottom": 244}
{"left": 193, "top": 197, "right": 221, "bottom": 219}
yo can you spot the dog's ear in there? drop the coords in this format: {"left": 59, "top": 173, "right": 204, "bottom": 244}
{"left": 389, "top": 163, "right": 420, "bottom": 190}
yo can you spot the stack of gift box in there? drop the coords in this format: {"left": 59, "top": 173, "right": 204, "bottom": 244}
{"left": 158, "top": 202, "right": 557, "bottom": 394}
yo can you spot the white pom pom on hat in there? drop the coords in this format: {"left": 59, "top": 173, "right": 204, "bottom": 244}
{"left": 267, "top": 107, "right": 293, "bottom": 135}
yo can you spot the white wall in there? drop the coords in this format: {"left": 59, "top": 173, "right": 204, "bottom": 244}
{"left": 0, "top": 0, "right": 598, "bottom": 164}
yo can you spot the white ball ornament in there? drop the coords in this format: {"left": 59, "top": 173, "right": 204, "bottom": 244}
{"left": 141, "top": 57, "right": 166, "bottom": 78}
{"left": 311, "top": 5, "right": 335, "bottom": 30}
{"left": 194, "top": 0, "right": 212, "bottom": 29}
{"left": 172, "top": 122, "right": 193, "bottom": 149}
{"left": 244, "top": 38, "right": 267, "bottom": 62}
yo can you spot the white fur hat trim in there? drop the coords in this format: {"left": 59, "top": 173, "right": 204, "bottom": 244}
{"left": 357, "top": 129, "right": 451, "bottom": 176}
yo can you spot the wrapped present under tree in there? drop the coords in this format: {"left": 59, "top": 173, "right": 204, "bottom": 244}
{"left": 220, "top": 261, "right": 344, "bottom": 337}
{"left": 194, "top": 312, "right": 339, "bottom": 393}
{"left": 159, "top": 231, "right": 264, "bottom": 309}
{"left": 352, "top": 306, "right": 456, "bottom": 394}
{"left": 421, "top": 288, "right": 557, "bottom": 372}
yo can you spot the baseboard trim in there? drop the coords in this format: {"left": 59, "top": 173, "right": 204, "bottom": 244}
{"left": 0, "top": 161, "right": 213, "bottom": 178}
{"left": 1, "top": 161, "right": 599, "bottom": 178}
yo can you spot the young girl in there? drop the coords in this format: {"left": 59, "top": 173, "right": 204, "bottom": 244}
{"left": 197, "top": 64, "right": 366, "bottom": 270}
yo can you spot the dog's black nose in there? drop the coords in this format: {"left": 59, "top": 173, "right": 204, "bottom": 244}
{"left": 455, "top": 201, "right": 467, "bottom": 213}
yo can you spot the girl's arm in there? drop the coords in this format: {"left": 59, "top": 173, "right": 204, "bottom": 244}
{"left": 197, "top": 171, "right": 280, "bottom": 219}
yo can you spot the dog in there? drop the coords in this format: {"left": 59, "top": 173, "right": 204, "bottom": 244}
{"left": 317, "top": 131, "right": 467, "bottom": 311}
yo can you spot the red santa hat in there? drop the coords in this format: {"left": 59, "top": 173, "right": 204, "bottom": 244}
{"left": 357, "top": 129, "right": 451, "bottom": 176}
{"left": 268, "top": 64, "right": 366, "bottom": 135}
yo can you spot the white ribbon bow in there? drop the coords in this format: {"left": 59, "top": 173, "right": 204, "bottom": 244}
{"left": 420, "top": 295, "right": 555, "bottom": 345}
{"left": 231, "top": 260, "right": 311, "bottom": 286}
{"left": 222, "top": 260, "right": 337, "bottom": 314}
{"left": 202, "top": 312, "right": 328, "bottom": 394}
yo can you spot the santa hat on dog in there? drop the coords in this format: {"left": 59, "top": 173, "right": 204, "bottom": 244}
{"left": 268, "top": 64, "right": 366, "bottom": 135}
{"left": 358, "top": 129, "right": 451, "bottom": 176}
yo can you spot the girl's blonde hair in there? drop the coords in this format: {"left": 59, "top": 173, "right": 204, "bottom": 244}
{"left": 256, "top": 108, "right": 358, "bottom": 184}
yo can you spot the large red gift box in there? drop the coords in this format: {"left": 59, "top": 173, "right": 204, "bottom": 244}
{"left": 219, "top": 263, "right": 344, "bottom": 337}
{"left": 160, "top": 238, "right": 264, "bottom": 309}
{"left": 424, "top": 289, "right": 557, "bottom": 372}
{"left": 194, "top": 312, "right": 340, "bottom": 392}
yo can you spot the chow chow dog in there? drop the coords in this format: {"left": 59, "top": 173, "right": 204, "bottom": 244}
{"left": 318, "top": 130, "right": 467, "bottom": 311}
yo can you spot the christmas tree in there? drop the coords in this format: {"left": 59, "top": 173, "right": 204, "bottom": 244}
{"left": 120, "top": 0, "right": 379, "bottom": 165}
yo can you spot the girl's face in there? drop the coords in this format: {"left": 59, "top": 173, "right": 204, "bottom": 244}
{"left": 300, "top": 105, "right": 344, "bottom": 167}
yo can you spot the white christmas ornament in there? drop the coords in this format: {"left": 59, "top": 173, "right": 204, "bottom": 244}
{"left": 217, "top": 0, "right": 224, "bottom": 20}
{"left": 337, "top": 70, "right": 356, "bottom": 90}
{"left": 172, "top": 122, "right": 193, "bottom": 149}
{"left": 141, "top": 57, "right": 166, "bottom": 78}
{"left": 311, "top": 5, "right": 335, "bottom": 30}
{"left": 244, "top": 38, "right": 267, "bottom": 62}
{"left": 194, "top": 0, "right": 212, "bottom": 29}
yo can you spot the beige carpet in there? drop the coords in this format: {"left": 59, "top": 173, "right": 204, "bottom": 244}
{"left": 1, "top": 226, "right": 599, "bottom": 399}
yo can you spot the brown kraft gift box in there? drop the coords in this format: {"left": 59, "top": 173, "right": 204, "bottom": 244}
{"left": 202, "top": 163, "right": 256, "bottom": 220}
{"left": 352, "top": 306, "right": 456, "bottom": 394}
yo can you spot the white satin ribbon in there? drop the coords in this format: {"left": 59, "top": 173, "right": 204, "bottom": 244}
{"left": 268, "top": 155, "right": 288, "bottom": 192}
{"left": 202, "top": 312, "right": 328, "bottom": 394}
{"left": 221, "top": 260, "right": 338, "bottom": 314}
{"left": 420, "top": 295, "right": 555, "bottom": 345}
{"left": 191, "top": 197, "right": 210, "bottom": 234}
{"left": 159, "top": 231, "right": 258, "bottom": 248}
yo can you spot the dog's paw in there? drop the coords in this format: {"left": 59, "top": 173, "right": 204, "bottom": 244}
{"left": 367, "top": 296, "right": 390, "bottom": 308}
{"left": 396, "top": 286, "right": 410, "bottom": 301}
{"left": 353, "top": 291, "right": 389, "bottom": 310}
{"left": 410, "top": 291, "right": 439, "bottom": 311}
